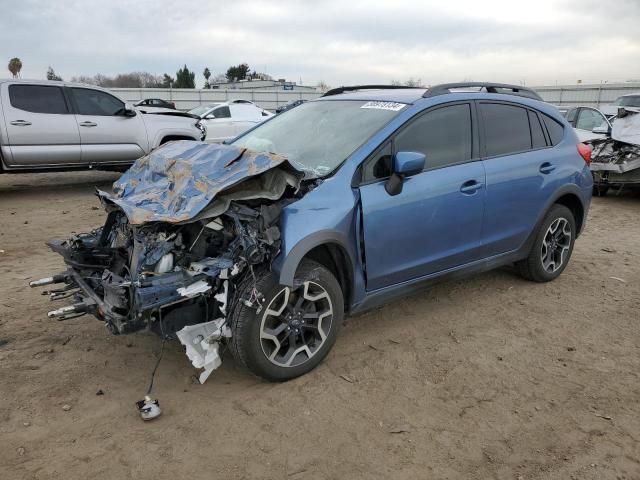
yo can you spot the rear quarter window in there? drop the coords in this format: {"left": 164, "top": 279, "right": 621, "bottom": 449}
{"left": 541, "top": 114, "right": 565, "bottom": 145}
{"left": 528, "top": 110, "right": 547, "bottom": 149}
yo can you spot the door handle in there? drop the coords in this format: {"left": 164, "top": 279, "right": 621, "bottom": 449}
{"left": 539, "top": 162, "right": 555, "bottom": 174}
{"left": 79, "top": 121, "right": 97, "bottom": 127}
{"left": 460, "top": 180, "right": 484, "bottom": 194}
{"left": 10, "top": 120, "right": 32, "bottom": 126}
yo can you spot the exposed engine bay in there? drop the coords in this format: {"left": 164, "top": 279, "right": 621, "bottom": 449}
{"left": 31, "top": 141, "right": 314, "bottom": 383}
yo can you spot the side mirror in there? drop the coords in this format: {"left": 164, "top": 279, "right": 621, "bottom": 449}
{"left": 205, "top": 114, "right": 215, "bottom": 120}
{"left": 385, "top": 151, "right": 426, "bottom": 196}
{"left": 121, "top": 103, "right": 136, "bottom": 117}
{"left": 261, "top": 111, "right": 269, "bottom": 116}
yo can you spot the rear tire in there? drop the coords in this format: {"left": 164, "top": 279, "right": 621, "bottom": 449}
{"left": 516, "top": 204, "right": 576, "bottom": 282}
{"left": 229, "top": 260, "right": 344, "bottom": 381}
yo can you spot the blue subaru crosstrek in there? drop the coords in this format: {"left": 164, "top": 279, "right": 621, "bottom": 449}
{"left": 35, "top": 83, "right": 593, "bottom": 382}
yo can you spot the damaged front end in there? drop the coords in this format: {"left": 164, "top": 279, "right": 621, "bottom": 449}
{"left": 31, "top": 142, "right": 311, "bottom": 382}
{"left": 590, "top": 107, "right": 640, "bottom": 189}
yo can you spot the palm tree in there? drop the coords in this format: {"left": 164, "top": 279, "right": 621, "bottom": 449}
{"left": 8, "top": 57, "right": 22, "bottom": 78}
{"left": 203, "top": 67, "right": 211, "bottom": 89}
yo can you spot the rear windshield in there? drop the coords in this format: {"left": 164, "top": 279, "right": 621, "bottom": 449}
{"left": 232, "top": 100, "right": 405, "bottom": 177}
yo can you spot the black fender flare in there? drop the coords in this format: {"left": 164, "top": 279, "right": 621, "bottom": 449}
{"left": 518, "top": 184, "right": 588, "bottom": 258}
{"left": 274, "top": 230, "right": 356, "bottom": 287}
{"left": 544, "top": 184, "right": 588, "bottom": 234}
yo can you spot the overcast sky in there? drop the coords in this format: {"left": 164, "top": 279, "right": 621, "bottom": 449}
{"left": 2, "top": 0, "right": 639, "bottom": 87}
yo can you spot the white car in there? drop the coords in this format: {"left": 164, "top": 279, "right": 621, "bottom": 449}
{"left": 188, "top": 100, "right": 273, "bottom": 143}
{"left": 600, "top": 92, "right": 640, "bottom": 118}
{"left": 564, "top": 106, "right": 611, "bottom": 142}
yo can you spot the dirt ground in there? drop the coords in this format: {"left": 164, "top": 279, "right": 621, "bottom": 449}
{"left": 0, "top": 170, "right": 639, "bottom": 480}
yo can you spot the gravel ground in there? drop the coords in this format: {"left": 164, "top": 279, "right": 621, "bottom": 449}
{"left": 0, "top": 170, "right": 639, "bottom": 480}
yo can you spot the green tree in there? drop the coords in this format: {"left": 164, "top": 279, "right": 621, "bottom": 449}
{"left": 203, "top": 67, "right": 211, "bottom": 89}
{"left": 174, "top": 65, "right": 195, "bottom": 88}
{"left": 46, "top": 66, "right": 63, "bottom": 81}
{"left": 161, "top": 73, "right": 175, "bottom": 88}
{"left": 225, "top": 63, "right": 250, "bottom": 82}
{"left": 8, "top": 57, "right": 22, "bottom": 78}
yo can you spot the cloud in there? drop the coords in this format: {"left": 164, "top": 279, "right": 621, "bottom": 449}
{"left": 1, "top": 0, "right": 639, "bottom": 87}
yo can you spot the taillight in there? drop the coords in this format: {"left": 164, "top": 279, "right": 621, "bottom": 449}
{"left": 577, "top": 143, "right": 591, "bottom": 165}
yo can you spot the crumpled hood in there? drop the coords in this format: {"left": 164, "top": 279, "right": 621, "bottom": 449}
{"left": 612, "top": 107, "right": 640, "bottom": 146}
{"left": 99, "top": 141, "right": 297, "bottom": 225}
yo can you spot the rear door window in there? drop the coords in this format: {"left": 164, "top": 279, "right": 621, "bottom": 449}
{"left": 480, "top": 103, "right": 531, "bottom": 157}
{"left": 9, "top": 84, "right": 68, "bottom": 114}
{"left": 230, "top": 104, "right": 258, "bottom": 120}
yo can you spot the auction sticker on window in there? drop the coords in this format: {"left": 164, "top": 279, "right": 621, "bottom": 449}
{"left": 360, "top": 101, "right": 406, "bottom": 111}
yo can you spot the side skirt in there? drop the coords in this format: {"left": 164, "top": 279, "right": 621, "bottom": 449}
{"left": 350, "top": 249, "right": 527, "bottom": 315}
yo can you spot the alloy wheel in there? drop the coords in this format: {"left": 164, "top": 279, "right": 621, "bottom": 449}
{"left": 260, "top": 281, "right": 333, "bottom": 368}
{"left": 540, "top": 217, "right": 572, "bottom": 273}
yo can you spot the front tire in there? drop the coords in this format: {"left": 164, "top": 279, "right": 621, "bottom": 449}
{"left": 229, "top": 260, "right": 344, "bottom": 381}
{"left": 516, "top": 204, "right": 576, "bottom": 282}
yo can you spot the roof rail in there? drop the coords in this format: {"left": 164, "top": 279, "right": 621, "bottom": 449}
{"left": 423, "top": 82, "right": 542, "bottom": 101}
{"left": 322, "top": 85, "right": 423, "bottom": 97}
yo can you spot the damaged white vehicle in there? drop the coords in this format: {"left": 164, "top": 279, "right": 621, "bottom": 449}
{"left": 589, "top": 107, "right": 640, "bottom": 195}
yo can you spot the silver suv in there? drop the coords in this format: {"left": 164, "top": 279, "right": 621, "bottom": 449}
{"left": 0, "top": 79, "right": 206, "bottom": 171}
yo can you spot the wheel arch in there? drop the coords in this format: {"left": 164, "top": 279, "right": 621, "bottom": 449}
{"left": 516, "top": 185, "right": 588, "bottom": 261}
{"left": 275, "top": 232, "right": 356, "bottom": 312}
{"left": 159, "top": 135, "right": 197, "bottom": 145}
{"left": 553, "top": 192, "right": 585, "bottom": 235}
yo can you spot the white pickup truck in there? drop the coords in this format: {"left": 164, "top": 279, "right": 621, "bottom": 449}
{"left": 0, "top": 79, "right": 206, "bottom": 172}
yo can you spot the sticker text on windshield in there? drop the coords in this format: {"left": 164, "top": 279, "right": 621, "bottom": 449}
{"left": 360, "top": 101, "right": 406, "bottom": 111}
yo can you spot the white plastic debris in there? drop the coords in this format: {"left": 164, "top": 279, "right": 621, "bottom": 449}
{"left": 176, "top": 319, "right": 232, "bottom": 384}
{"left": 177, "top": 280, "right": 211, "bottom": 298}
{"left": 204, "top": 218, "right": 224, "bottom": 231}
{"left": 136, "top": 396, "right": 161, "bottom": 421}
